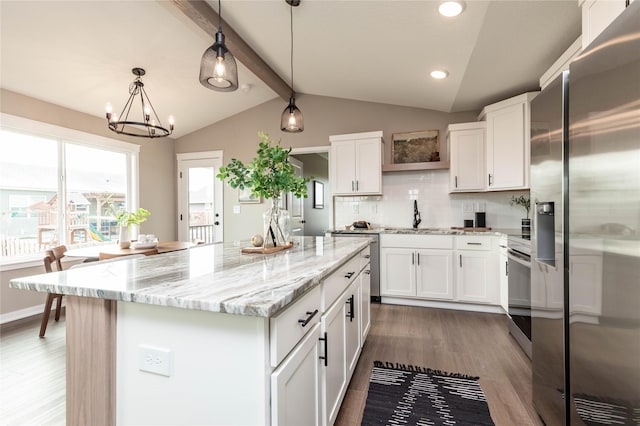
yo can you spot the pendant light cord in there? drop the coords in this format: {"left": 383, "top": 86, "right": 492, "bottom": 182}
{"left": 218, "top": 0, "right": 222, "bottom": 31}
{"left": 290, "top": 2, "right": 294, "bottom": 95}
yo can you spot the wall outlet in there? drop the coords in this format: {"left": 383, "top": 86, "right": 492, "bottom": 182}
{"left": 233, "top": 205, "right": 241, "bottom": 214}
{"left": 138, "top": 345, "right": 172, "bottom": 377}
{"left": 462, "top": 202, "right": 474, "bottom": 213}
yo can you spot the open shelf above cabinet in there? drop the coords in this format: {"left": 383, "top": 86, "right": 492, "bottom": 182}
{"left": 382, "top": 161, "right": 450, "bottom": 173}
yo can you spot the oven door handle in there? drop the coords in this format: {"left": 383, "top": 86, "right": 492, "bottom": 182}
{"left": 508, "top": 250, "right": 531, "bottom": 268}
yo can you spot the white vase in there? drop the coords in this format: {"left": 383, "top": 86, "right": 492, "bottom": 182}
{"left": 118, "top": 226, "right": 131, "bottom": 249}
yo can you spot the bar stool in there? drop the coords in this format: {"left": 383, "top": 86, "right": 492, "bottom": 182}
{"left": 40, "top": 245, "right": 67, "bottom": 337}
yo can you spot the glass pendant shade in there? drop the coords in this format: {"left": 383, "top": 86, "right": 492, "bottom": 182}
{"left": 281, "top": 97, "right": 304, "bottom": 132}
{"left": 199, "top": 30, "right": 238, "bottom": 92}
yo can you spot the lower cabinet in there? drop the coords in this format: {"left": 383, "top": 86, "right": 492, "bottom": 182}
{"left": 271, "top": 249, "right": 371, "bottom": 426}
{"left": 455, "top": 250, "right": 495, "bottom": 303}
{"left": 271, "top": 323, "right": 322, "bottom": 426}
{"left": 381, "top": 247, "right": 454, "bottom": 300}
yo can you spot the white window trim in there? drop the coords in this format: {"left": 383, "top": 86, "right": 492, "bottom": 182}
{"left": 0, "top": 113, "right": 140, "bottom": 270}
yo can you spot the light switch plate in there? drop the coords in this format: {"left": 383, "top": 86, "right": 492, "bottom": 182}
{"left": 233, "top": 205, "right": 241, "bottom": 214}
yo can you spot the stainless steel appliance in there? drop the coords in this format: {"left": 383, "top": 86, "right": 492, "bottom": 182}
{"left": 331, "top": 231, "right": 380, "bottom": 302}
{"left": 531, "top": 3, "right": 640, "bottom": 424}
{"left": 507, "top": 234, "right": 532, "bottom": 359}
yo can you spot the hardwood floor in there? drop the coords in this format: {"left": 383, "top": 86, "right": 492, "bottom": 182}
{"left": 335, "top": 303, "right": 544, "bottom": 426}
{"left": 0, "top": 316, "right": 66, "bottom": 426}
{"left": 0, "top": 304, "right": 541, "bottom": 426}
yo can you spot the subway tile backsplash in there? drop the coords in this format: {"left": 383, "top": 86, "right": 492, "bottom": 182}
{"left": 334, "top": 170, "right": 528, "bottom": 230}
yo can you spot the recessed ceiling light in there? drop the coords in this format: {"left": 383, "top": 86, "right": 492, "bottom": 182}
{"left": 430, "top": 70, "right": 449, "bottom": 80}
{"left": 439, "top": 1, "right": 465, "bottom": 17}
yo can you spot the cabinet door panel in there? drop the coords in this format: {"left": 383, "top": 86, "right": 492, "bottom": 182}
{"left": 331, "top": 140, "right": 356, "bottom": 194}
{"left": 450, "top": 129, "right": 485, "bottom": 191}
{"left": 360, "top": 268, "right": 371, "bottom": 342}
{"left": 416, "top": 250, "right": 454, "bottom": 300}
{"left": 456, "top": 252, "right": 493, "bottom": 303}
{"left": 380, "top": 248, "right": 416, "bottom": 297}
{"left": 271, "top": 324, "right": 321, "bottom": 426}
{"left": 487, "top": 103, "right": 526, "bottom": 189}
{"left": 322, "top": 298, "right": 347, "bottom": 426}
{"left": 355, "top": 138, "right": 382, "bottom": 194}
{"left": 345, "top": 279, "right": 361, "bottom": 381}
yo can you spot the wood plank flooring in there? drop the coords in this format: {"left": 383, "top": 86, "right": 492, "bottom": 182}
{"left": 0, "top": 304, "right": 542, "bottom": 426}
{"left": 335, "top": 303, "right": 543, "bottom": 426}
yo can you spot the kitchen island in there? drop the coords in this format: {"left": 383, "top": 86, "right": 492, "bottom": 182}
{"left": 10, "top": 236, "right": 373, "bottom": 426}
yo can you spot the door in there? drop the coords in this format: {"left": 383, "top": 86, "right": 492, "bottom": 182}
{"left": 450, "top": 129, "right": 485, "bottom": 191}
{"left": 456, "top": 251, "right": 492, "bottom": 303}
{"left": 177, "top": 152, "right": 223, "bottom": 243}
{"left": 415, "top": 249, "right": 454, "bottom": 300}
{"left": 380, "top": 248, "right": 416, "bottom": 297}
{"left": 344, "top": 279, "right": 361, "bottom": 381}
{"left": 331, "top": 140, "right": 356, "bottom": 194}
{"left": 321, "top": 298, "right": 347, "bottom": 426}
{"left": 271, "top": 323, "right": 321, "bottom": 426}
{"left": 355, "top": 138, "right": 382, "bottom": 194}
{"left": 287, "top": 157, "right": 304, "bottom": 236}
{"left": 360, "top": 269, "right": 371, "bottom": 342}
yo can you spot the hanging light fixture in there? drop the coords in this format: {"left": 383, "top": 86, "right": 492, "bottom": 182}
{"left": 199, "top": 0, "right": 238, "bottom": 91}
{"left": 280, "top": 0, "right": 304, "bottom": 133}
{"left": 105, "top": 68, "right": 174, "bottom": 138}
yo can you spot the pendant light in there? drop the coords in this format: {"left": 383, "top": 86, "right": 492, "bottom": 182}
{"left": 280, "top": 0, "right": 304, "bottom": 133}
{"left": 105, "top": 68, "right": 174, "bottom": 138}
{"left": 199, "top": 0, "right": 238, "bottom": 91}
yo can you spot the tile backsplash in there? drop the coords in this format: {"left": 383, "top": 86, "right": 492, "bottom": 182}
{"left": 334, "top": 170, "right": 529, "bottom": 230}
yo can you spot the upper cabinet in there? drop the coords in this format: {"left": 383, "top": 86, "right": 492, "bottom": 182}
{"left": 330, "top": 131, "right": 383, "bottom": 196}
{"left": 448, "top": 122, "right": 486, "bottom": 193}
{"left": 479, "top": 92, "right": 539, "bottom": 191}
{"left": 580, "top": 0, "right": 628, "bottom": 50}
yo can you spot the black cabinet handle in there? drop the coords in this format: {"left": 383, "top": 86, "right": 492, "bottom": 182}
{"left": 417, "top": 252, "right": 420, "bottom": 265}
{"left": 364, "top": 270, "right": 371, "bottom": 275}
{"left": 344, "top": 271, "right": 355, "bottom": 279}
{"left": 319, "top": 332, "right": 328, "bottom": 366}
{"left": 297, "top": 309, "right": 318, "bottom": 327}
{"left": 455, "top": 176, "right": 458, "bottom": 188}
{"left": 346, "top": 295, "right": 355, "bottom": 322}
{"left": 506, "top": 261, "right": 508, "bottom": 276}
{"left": 412, "top": 252, "right": 415, "bottom": 265}
{"left": 459, "top": 254, "right": 462, "bottom": 268}
{"left": 467, "top": 242, "right": 482, "bottom": 246}
{"left": 364, "top": 254, "right": 370, "bottom": 259}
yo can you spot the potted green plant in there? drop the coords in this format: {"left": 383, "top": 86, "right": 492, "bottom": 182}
{"left": 114, "top": 207, "right": 151, "bottom": 248}
{"left": 510, "top": 195, "right": 531, "bottom": 235}
{"left": 217, "top": 132, "right": 310, "bottom": 248}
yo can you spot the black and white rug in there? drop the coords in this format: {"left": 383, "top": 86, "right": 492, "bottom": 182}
{"left": 361, "top": 361, "right": 495, "bottom": 426}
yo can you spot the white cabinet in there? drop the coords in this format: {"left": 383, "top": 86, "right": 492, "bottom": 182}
{"left": 330, "top": 131, "right": 383, "bottom": 195}
{"left": 380, "top": 235, "right": 454, "bottom": 301}
{"left": 321, "top": 294, "right": 347, "bottom": 426}
{"left": 448, "top": 122, "right": 486, "bottom": 192}
{"left": 271, "top": 323, "right": 322, "bottom": 426}
{"left": 360, "top": 269, "right": 371, "bottom": 342}
{"left": 455, "top": 236, "right": 499, "bottom": 305}
{"left": 499, "top": 236, "right": 508, "bottom": 312}
{"left": 344, "top": 278, "right": 361, "bottom": 380}
{"left": 479, "top": 92, "right": 538, "bottom": 191}
{"left": 580, "top": 0, "right": 627, "bottom": 50}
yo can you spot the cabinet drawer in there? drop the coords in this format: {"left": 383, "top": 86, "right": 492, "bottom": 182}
{"left": 270, "top": 285, "right": 322, "bottom": 367}
{"left": 381, "top": 234, "right": 453, "bottom": 249}
{"left": 322, "top": 253, "right": 362, "bottom": 311}
{"left": 360, "top": 246, "right": 371, "bottom": 269}
{"left": 456, "top": 236, "right": 492, "bottom": 250}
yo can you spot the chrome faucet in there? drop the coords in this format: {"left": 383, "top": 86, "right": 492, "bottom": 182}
{"left": 412, "top": 200, "right": 422, "bottom": 229}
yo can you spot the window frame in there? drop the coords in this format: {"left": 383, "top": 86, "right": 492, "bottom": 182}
{"left": 0, "top": 113, "right": 140, "bottom": 270}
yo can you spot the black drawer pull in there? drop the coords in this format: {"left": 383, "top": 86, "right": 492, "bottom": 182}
{"left": 345, "top": 295, "right": 355, "bottom": 321}
{"left": 364, "top": 270, "right": 371, "bottom": 275}
{"left": 364, "top": 254, "right": 371, "bottom": 259}
{"left": 297, "top": 309, "right": 319, "bottom": 327}
{"left": 467, "top": 242, "right": 482, "bottom": 245}
{"left": 319, "top": 332, "right": 328, "bottom": 366}
{"left": 344, "top": 271, "right": 355, "bottom": 279}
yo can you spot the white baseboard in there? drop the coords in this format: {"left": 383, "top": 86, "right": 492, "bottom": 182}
{"left": 381, "top": 297, "right": 506, "bottom": 315}
{"left": 0, "top": 301, "right": 65, "bottom": 325}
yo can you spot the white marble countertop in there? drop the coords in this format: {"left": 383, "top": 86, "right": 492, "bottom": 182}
{"left": 331, "top": 227, "right": 521, "bottom": 237}
{"left": 9, "top": 236, "right": 372, "bottom": 318}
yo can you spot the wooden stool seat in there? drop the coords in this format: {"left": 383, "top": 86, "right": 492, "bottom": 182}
{"left": 40, "top": 245, "right": 67, "bottom": 338}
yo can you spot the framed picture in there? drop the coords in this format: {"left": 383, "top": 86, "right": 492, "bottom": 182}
{"left": 313, "top": 181, "right": 324, "bottom": 209}
{"left": 392, "top": 129, "right": 440, "bottom": 164}
{"left": 238, "top": 187, "right": 261, "bottom": 204}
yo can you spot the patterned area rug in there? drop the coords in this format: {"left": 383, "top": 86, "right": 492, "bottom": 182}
{"left": 361, "top": 361, "right": 495, "bottom": 426}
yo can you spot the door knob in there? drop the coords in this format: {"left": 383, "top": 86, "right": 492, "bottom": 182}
{"left": 214, "top": 221, "right": 220, "bottom": 226}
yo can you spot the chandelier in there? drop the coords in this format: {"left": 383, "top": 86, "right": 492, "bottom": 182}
{"left": 105, "top": 68, "right": 174, "bottom": 138}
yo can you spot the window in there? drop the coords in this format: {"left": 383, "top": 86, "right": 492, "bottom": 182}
{"left": 0, "top": 113, "right": 139, "bottom": 264}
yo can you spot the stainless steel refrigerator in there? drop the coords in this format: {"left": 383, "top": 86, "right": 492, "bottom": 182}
{"left": 531, "top": 2, "right": 640, "bottom": 424}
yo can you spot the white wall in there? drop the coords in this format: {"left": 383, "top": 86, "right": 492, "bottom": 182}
{"left": 334, "top": 170, "right": 529, "bottom": 230}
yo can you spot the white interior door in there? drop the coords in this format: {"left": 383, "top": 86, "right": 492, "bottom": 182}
{"left": 177, "top": 152, "right": 223, "bottom": 243}
{"left": 287, "top": 157, "right": 304, "bottom": 236}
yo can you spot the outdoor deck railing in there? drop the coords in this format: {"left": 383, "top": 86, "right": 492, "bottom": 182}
{"left": 189, "top": 225, "right": 215, "bottom": 244}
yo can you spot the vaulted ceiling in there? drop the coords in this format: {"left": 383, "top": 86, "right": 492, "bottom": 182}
{"left": 0, "top": 1, "right": 581, "bottom": 139}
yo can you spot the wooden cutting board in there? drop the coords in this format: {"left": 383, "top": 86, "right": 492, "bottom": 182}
{"left": 241, "top": 242, "right": 294, "bottom": 254}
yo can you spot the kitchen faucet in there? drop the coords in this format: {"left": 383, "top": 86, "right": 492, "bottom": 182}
{"left": 412, "top": 200, "right": 421, "bottom": 229}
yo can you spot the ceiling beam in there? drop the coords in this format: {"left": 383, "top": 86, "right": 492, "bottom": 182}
{"left": 171, "top": 0, "right": 291, "bottom": 101}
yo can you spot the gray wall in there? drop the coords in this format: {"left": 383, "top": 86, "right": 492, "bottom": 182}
{"left": 0, "top": 89, "right": 176, "bottom": 319}
{"left": 176, "top": 93, "right": 478, "bottom": 242}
